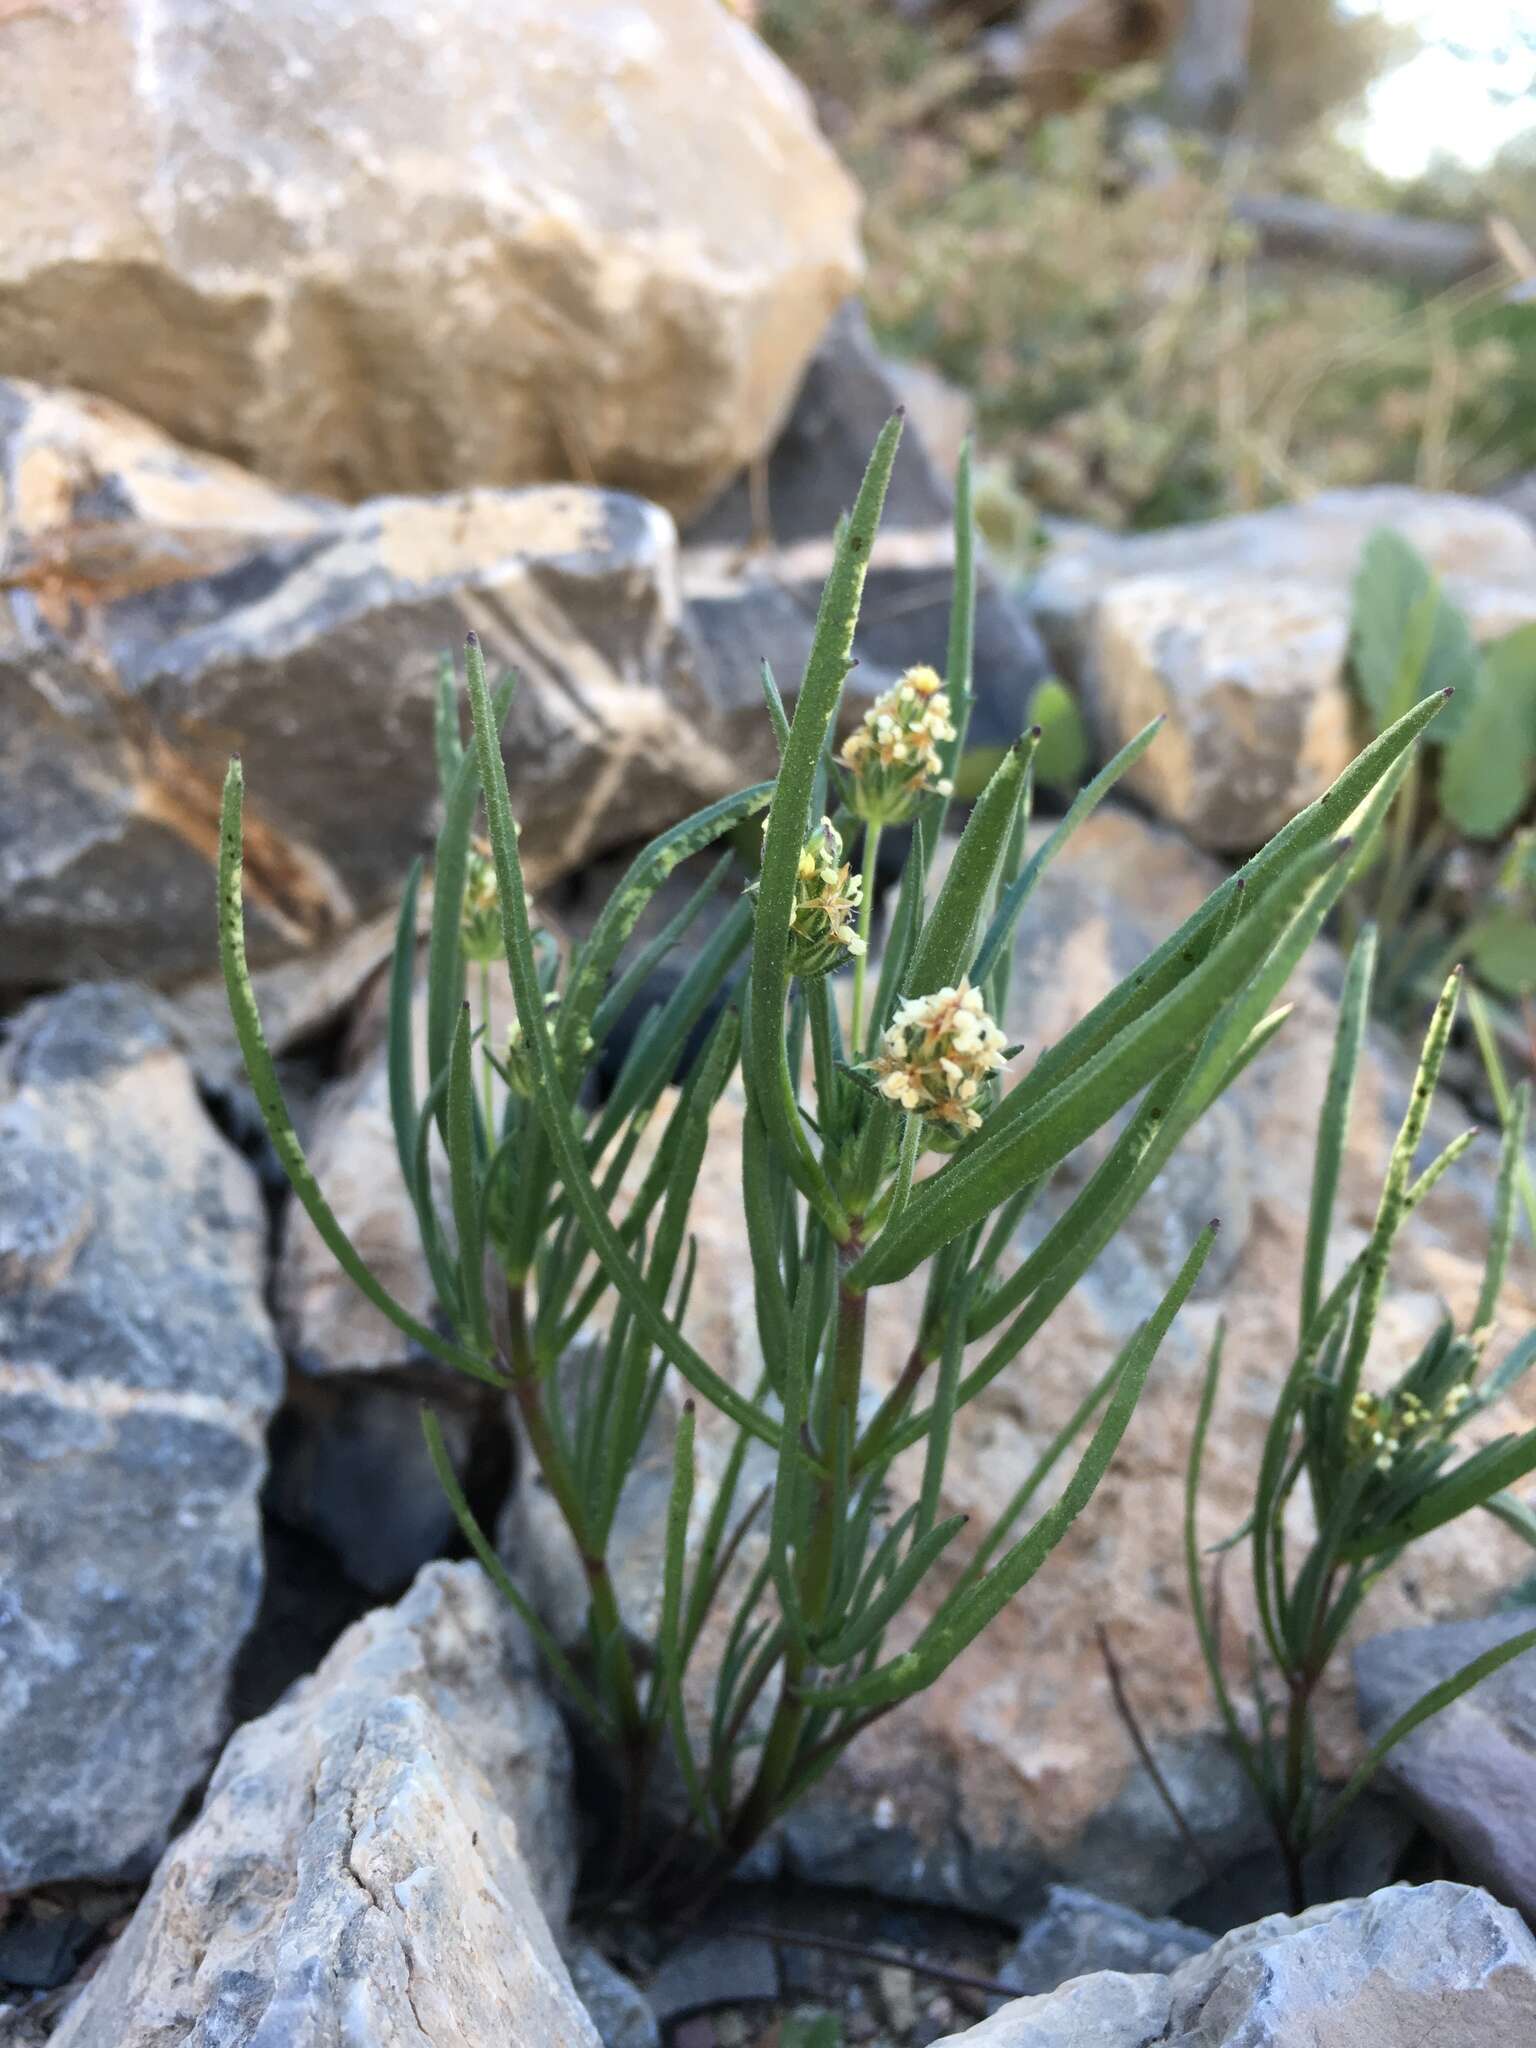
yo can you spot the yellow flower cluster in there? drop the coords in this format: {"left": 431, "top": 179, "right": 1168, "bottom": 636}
{"left": 868, "top": 977, "right": 1009, "bottom": 1136}
{"left": 1347, "top": 1381, "right": 1472, "bottom": 1475}
{"left": 783, "top": 817, "right": 866, "bottom": 980}
{"left": 840, "top": 665, "right": 957, "bottom": 825}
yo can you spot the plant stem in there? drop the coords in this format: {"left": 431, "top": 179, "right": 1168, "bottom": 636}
{"left": 851, "top": 820, "right": 882, "bottom": 1054}
{"left": 504, "top": 1282, "right": 651, "bottom": 1853}
{"left": 727, "top": 1238, "right": 870, "bottom": 1861}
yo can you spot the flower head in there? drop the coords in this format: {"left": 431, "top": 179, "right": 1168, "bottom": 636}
{"left": 502, "top": 991, "right": 592, "bottom": 1097}
{"left": 1345, "top": 1378, "right": 1474, "bottom": 1476}
{"left": 782, "top": 816, "right": 866, "bottom": 980}
{"left": 839, "top": 665, "right": 957, "bottom": 825}
{"left": 867, "top": 978, "right": 1010, "bottom": 1137}
{"left": 459, "top": 838, "right": 505, "bottom": 963}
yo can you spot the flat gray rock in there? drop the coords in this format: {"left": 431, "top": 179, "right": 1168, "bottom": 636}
{"left": 51, "top": 1561, "right": 594, "bottom": 2048}
{"left": 1355, "top": 1608, "right": 1536, "bottom": 1919}
{"left": 939, "top": 1882, "right": 1536, "bottom": 2045}
{"left": 0, "top": 983, "right": 283, "bottom": 1890}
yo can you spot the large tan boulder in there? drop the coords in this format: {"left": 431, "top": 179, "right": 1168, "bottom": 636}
{"left": 0, "top": 0, "right": 862, "bottom": 520}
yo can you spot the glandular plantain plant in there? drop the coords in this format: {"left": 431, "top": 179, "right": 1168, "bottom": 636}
{"left": 220, "top": 416, "right": 1451, "bottom": 1894}
{"left": 1187, "top": 929, "right": 1536, "bottom": 1913}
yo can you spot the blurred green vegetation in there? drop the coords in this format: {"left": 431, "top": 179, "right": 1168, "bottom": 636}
{"left": 762, "top": 0, "right": 1536, "bottom": 532}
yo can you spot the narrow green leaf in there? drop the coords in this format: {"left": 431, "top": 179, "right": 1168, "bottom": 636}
{"left": 653, "top": 1401, "right": 719, "bottom": 1838}
{"left": 853, "top": 839, "right": 1344, "bottom": 1289}
{"left": 761, "top": 659, "right": 792, "bottom": 756}
{"left": 421, "top": 1408, "right": 609, "bottom": 1735}
{"left": 811, "top": 1514, "right": 968, "bottom": 1667}
{"left": 969, "top": 716, "right": 1164, "bottom": 991}
{"left": 427, "top": 670, "right": 519, "bottom": 1125}
{"left": 1301, "top": 925, "right": 1377, "bottom": 1336}
{"left": 1484, "top": 1489, "right": 1536, "bottom": 1547}
{"left": 387, "top": 859, "right": 424, "bottom": 1199}
{"left": 434, "top": 651, "right": 464, "bottom": 799}
{"left": 905, "top": 733, "right": 1036, "bottom": 997}
{"left": 219, "top": 759, "right": 503, "bottom": 1387}
{"left": 462, "top": 634, "right": 783, "bottom": 1449}
{"left": 447, "top": 1003, "right": 492, "bottom": 1354}
{"left": 1350, "top": 1430, "right": 1536, "bottom": 1557}
{"left": 1477, "top": 1081, "right": 1530, "bottom": 1335}
{"left": 814, "top": 1224, "right": 1217, "bottom": 1711}
{"left": 565, "top": 780, "right": 772, "bottom": 1053}
{"left": 1331, "top": 965, "right": 1463, "bottom": 1454}
{"left": 1184, "top": 1320, "right": 1270, "bottom": 1810}
{"left": 1314, "top": 1623, "right": 1536, "bottom": 1846}
{"left": 918, "top": 434, "right": 976, "bottom": 861}
{"left": 748, "top": 414, "right": 904, "bottom": 1232}
{"left": 998, "top": 692, "right": 1449, "bottom": 1140}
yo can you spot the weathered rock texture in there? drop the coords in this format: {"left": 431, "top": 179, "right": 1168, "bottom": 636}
{"left": 1029, "top": 489, "right": 1536, "bottom": 850}
{"left": 1355, "top": 1609, "right": 1536, "bottom": 1921}
{"left": 938, "top": 1883, "right": 1536, "bottom": 2046}
{"left": 0, "top": 0, "right": 860, "bottom": 520}
{"left": 0, "top": 380, "right": 736, "bottom": 991}
{"left": 505, "top": 805, "right": 1536, "bottom": 1919}
{"left": 50, "top": 1562, "right": 595, "bottom": 2047}
{"left": 0, "top": 984, "right": 282, "bottom": 1890}
{"left": 682, "top": 303, "right": 1049, "bottom": 770}
{"left": 999, "top": 1888, "right": 1210, "bottom": 1996}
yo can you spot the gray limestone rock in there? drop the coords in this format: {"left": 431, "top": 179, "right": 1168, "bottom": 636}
{"left": 939, "top": 1882, "right": 1536, "bottom": 2046}
{"left": 50, "top": 1561, "right": 594, "bottom": 2047}
{"left": 0, "top": 983, "right": 283, "bottom": 1890}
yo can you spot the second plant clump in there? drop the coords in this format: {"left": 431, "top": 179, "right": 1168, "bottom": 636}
{"left": 220, "top": 414, "right": 1513, "bottom": 1899}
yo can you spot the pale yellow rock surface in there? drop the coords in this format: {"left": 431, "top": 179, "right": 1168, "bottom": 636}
{"left": 0, "top": 0, "right": 863, "bottom": 519}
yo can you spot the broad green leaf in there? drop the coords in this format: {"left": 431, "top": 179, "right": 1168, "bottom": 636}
{"left": 1467, "top": 910, "right": 1536, "bottom": 997}
{"left": 1028, "top": 677, "right": 1090, "bottom": 790}
{"left": 1440, "top": 625, "right": 1536, "bottom": 838}
{"left": 1350, "top": 529, "right": 1478, "bottom": 738}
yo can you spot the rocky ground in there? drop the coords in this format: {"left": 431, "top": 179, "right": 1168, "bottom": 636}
{"left": 4, "top": 3, "right": 1536, "bottom": 2045}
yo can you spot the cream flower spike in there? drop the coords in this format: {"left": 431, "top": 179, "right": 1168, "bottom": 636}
{"left": 868, "top": 976, "right": 1010, "bottom": 1135}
